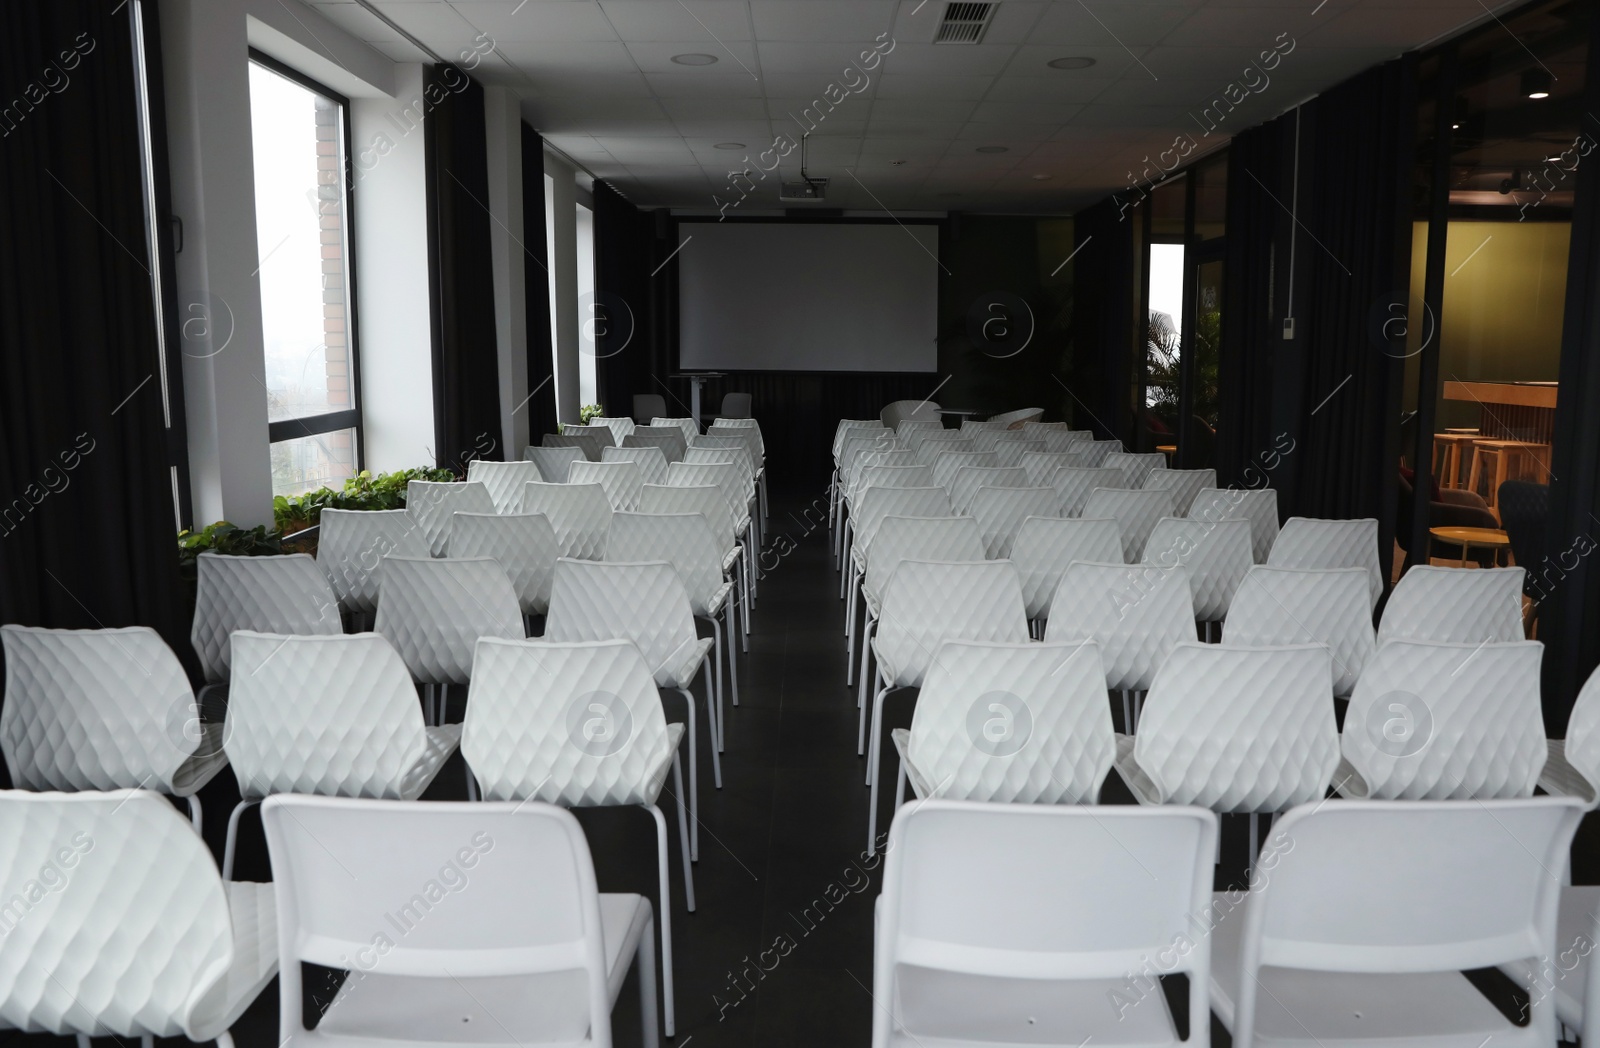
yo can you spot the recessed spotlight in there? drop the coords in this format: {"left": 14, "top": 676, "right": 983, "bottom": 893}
{"left": 671, "top": 53, "right": 718, "bottom": 66}
{"left": 1546, "top": 153, "right": 1564, "bottom": 162}
{"left": 976, "top": 145, "right": 1009, "bottom": 154}
{"left": 1451, "top": 123, "right": 1461, "bottom": 130}
{"left": 1522, "top": 69, "right": 1552, "bottom": 99}
{"left": 1048, "top": 56, "right": 1097, "bottom": 70}
{"left": 713, "top": 142, "right": 745, "bottom": 150}
{"left": 891, "top": 159, "right": 907, "bottom": 166}
{"left": 1031, "top": 173, "right": 1051, "bottom": 180}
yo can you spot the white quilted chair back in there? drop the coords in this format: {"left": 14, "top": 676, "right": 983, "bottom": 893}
{"left": 913, "top": 436, "right": 976, "bottom": 466}
{"left": 882, "top": 400, "right": 941, "bottom": 429}
{"left": 1226, "top": 566, "right": 1375, "bottom": 697}
{"left": 1267, "top": 516, "right": 1383, "bottom": 611}
{"left": 1142, "top": 468, "right": 1217, "bottom": 519}
{"left": 591, "top": 415, "right": 635, "bottom": 442}
{"left": 191, "top": 552, "right": 342, "bottom": 683}
{"left": 968, "top": 429, "right": 1013, "bottom": 453}
{"left": 693, "top": 432, "right": 758, "bottom": 473}
{"left": 1563, "top": 666, "right": 1600, "bottom": 804}
{"left": 449, "top": 512, "right": 562, "bottom": 615}
{"left": 601, "top": 444, "right": 669, "bottom": 486}
{"left": 907, "top": 641, "right": 1116, "bottom": 803}
{"left": 464, "top": 638, "right": 676, "bottom": 806}
{"left": 651, "top": 416, "right": 699, "bottom": 444}
{"left": 623, "top": 429, "right": 686, "bottom": 463}
{"left": 466, "top": 460, "right": 545, "bottom": 514}
{"left": 0, "top": 789, "right": 263, "bottom": 1041}
{"left": 1142, "top": 517, "right": 1254, "bottom": 623}
{"left": 1077, "top": 439, "right": 1122, "bottom": 467}
{"left": 683, "top": 446, "right": 754, "bottom": 485}
{"left": 993, "top": 438, "right": 1046, "bottom": 469}
{"left": 405, "top": 480, "right": 497, "bottom": 556}
{"left": 317, "top": 509, "right": 430, "bottom": 616}
{"left": 711, "top": 416, "right": 764, "bottom": 456}
{"left": 1378, "top": 565, "right": 1525, "bottom": 647}
{"left": 568, "top": 460, "right": 644, "bottom": 512}
{"left": 1188, "top": 487, "right": 1280, "bottom": 562}
{"left": 561, "top": 424, "right": 616, "bottom": 450}
{"left": 666, "top": 460, "right": 749, "bottom": 528}
{"left": 545, "top": 559, "right": 704, "bottom": 688}
{"left": 846, "top": 449, "right": 918, "bottom": 498}
{"left": 525, "top": 445, "right": 585, "bottom": 483}
{"left": 1037, "top": 428, "right": 1093, "bottom": 453}
{"left": 873, "top": 560, "right": 1029, "bottom": 689}
{"left": 834, "top": 419, "right": 885, "bottom": 460}
{"left": 1049, "top": 466, "right": 1127, "bottom": 516}
{"left": 967, "top": 486, "right": 1063, "bottom": 558}
{"left": 893, "top": 419, "right": 945, "bottom": 443}
{"left": 1044, "top": 562, "right": 1193, "bottom": 691}
{"left": 1341, "top": 639, "right": 1545, "bottom": 800}
{"left": 852, "top": 486, "right": 953, "bottom": 554}
{"left": 226, "top": 631, "right": 432, "bottom": 799}
{"left": 639, "top": 484, "right": 736, "bottom": 553}
{"left": 959, "top": 420, "right": 1006, "bottom": 436}
{"left": 1, "top": 626, "right": 216, "bottom": 795}
{"left": 521, "top": 481, "right": 613, "bottom": 560}
{"left": 374, "top": 557, "right": 524, "bottom": 685}
{"left": 855, "top": 464, "right": 933, "bottom": 502}
{"left": 542, "top": 431, "right": 603, "bottom": 462}
{"left": 1082, "top": 486, "right": 1175, "bottom": 561}
{"left": 863, "top": 516, "right": 986, "bottom": 612}
{"left": 1103, "top": 451, "right": 1168, "bottom": 488}
{"left": 1020, "top": 452, "right": 1083, "bottom": 486}
{"left": 1010, "top": 516, "right": 1125, "bottom": 621}
{"left": 1133, "top": 642, "right": 1338, "bottom": 812}
{"left": 841, "top": 431, "right": 900, "bottom": 474}
{"left": 607, "top": 512, "right": 727, "bottom": 617}
{"left": 950, "top": 466, "right": 1027, "bottom": 514}
{"left": 931, "top": 450, "right": 1000, "bottom": 491}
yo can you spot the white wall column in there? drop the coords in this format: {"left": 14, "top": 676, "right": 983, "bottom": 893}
{"left": 483, "top": 86, "right": 528, "bottom": 457}
{"left": 545, "top": 150, "right": 580, "bottom": 425}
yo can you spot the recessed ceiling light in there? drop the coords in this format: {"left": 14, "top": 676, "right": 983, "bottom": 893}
{"left": 976, "top": 145, "right": 1009, "bottom": 154}
{"left": 1048, "top": 56, "right": 1097, "bottom": 70}
{"left": 891, "top": 159, "right": 907, "bottom": 166}
{"left": 1032, "top": 173, "right": 1052, "bottom": 180}
{"left": 1522, "top": 69, "right": 1552, "bottom": 99}
{"left": 713, "top": 142, "right": 745, "bottom": 150}
{"left": 1546, "top": 153, "right": 1564, "bottom": 162}
{"left": 671, "top": 53, "right": 718, "bottom": 66}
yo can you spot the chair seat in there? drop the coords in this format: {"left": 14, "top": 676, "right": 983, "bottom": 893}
{"left": 171, "top": 723, "right": 233, "bottom": 796}
{"left": 655, "top": 637, "right": 715, "bottom": 689}
{"left": 889, "top": 728, "right": 935, "bottom": 800}
{"left": 1539, "top": 738, "right": 1597, "bottom": 804}
{"left": 722, "top": 546, "right": 742, "bottom": 574}
{"left": 694, "top": 582, "right": 734, "bottom": 619}
{"left": 187, "top": 882, "right": 279, "bottom": 1041}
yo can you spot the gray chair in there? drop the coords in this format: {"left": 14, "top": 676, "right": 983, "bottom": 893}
{"left": 633, "top": 393, "right": 667, "bottom": 423}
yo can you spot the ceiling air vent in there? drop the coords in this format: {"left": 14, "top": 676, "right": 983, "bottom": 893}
{"left": 933, "top": 2, "right": 997, "bottom": 44}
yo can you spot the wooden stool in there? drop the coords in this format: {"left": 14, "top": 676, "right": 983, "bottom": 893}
{"left": 1466, "top": 440, "right": 1551, "bottom": 514}
{"left": 1431, "top": 432, "right": 1479, "bottom": 489}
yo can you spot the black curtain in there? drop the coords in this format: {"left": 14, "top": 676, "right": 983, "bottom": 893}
{"left": 520, "top": 123, "right": 558, "bottom": 443}
{"left": 592, "top": 181, "right": 649, "bottom": 416}
{"left": 0, "top": 0, "right": 188, "bottom": 652}
{"left": 424, "top": 64, "right": 502, "bottom": 469}
{"left": 1070, "top": 198, "right": 1136, "bottom": 442}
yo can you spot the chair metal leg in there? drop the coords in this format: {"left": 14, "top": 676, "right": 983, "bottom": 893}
{"left": 708, "top": 653, "right": 726, "bottom": 756}
{"left": 221, "top": 799, "right": 260, "bottom": 880}
{"left": 867, "top": 684, "right": 894, "bottom": 855}
{"left": 186, "top": 794, "right": 204, "bottom": 835}
{"left": 465, "top": 768, "right": 479, "bottom": 801}
{"left": 1122, "top": 690, "right": 1134, "bottom": 734}
{"left": 670, "top": 687, "right": 699, "bottom": 862}
{"left": 706, "top": 615, "right": 724, "bottom": 738}
{"left": 698, "top": 673, "right": 723, "bottom": 785}
{"left": 723, "top": 599, "right": 740, "bottom": 707}
{"left": 857, "top": 620, "right": 876, "bottom": 754}
{"left": 670, "top": 754, "right": 694, "bottom": 911}
{"left": 645, "top": 804, "right": 676, "bottom": 1039}
{"left": 840, "top": 521, "right": 854, "bottom": 600}
{"left": 867, "top": 675, "right": 888, "bottom": 787}
{"left": 638, "top": 908, "right": 661, "bottom": 1048}
{"left": 896, "top": 755, "right": 909, "bottom": 807}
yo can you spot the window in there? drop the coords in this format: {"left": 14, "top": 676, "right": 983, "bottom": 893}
{"left": 576, "top": 201, "right": 597, "bottom": 409}
{"left": 248, "top": 54, "right": 361, "bottom": 498}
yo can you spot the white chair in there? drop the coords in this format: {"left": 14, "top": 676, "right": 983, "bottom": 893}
{"left": 833, "top": 418, "right": 885, "bottom": 459}
{"left": 625, "top": 429, "right": 686, "bottom": 464}
{"left": 930, "top": 450, "right": 999, "bottom": 490}
{"left": 465, "top": 459, "right": 544, "bottom": 514}
{"left": 603, "top": 444, "right": 670, "bottom": 486}
{"left": 912, "top": 436, "right": 975, "bottom": 466}
{"left": 893, "top": 419, "right": 945, "bottom": 442}
{"left": 881, "top": 399, "right": 941, "bottom": 429}
{"left": 1142, "top": 516, "right": 1255, "bottom": 628}
{"left": 562, "top": 424, "right": 617, "bottom": 450}
{"left": 1189, "top": 487, "right": 1280, "bottom": 563}
{"left": 522, "top": 481, "right": 613, "bottom": 560}
{"left": 464, "top": 637, "right": 690, "bottom": 1037}
{"left": 966, "top": 485, "right": 1062, "bottom": 558}
{"left": 712, "top": 416, "right": 770, "bottom": 521}
{"left": 865, "top": 560, "right": 1029, "bottom": 852}
{"left": 569, "top": 459, "right": 645, "bottom": 512}
{"left": 1209, "top": 796, "right": 1583, "bottom": 1048}
{"left": 544, "top": 431, "right": 605, "bottom": 461}
{"left": 872, "top": 799, "right": 1216, "bottom": 1048}
{"left": 1037, "top": 427, "right": 1093, "bottom": 453}
{"left": 652, "top": 416, "right": 699, "bottom": 445}
{"left": 986, "top": 406, "right": 1045, "bottom": 426}
{"left": 948, "top": 465, "right": 1027, "bottom": 514}
{"left": 712, "top": 416, "right": 763, "bottom": 456}
{"left": 843, "top": 485, "right": 953, "bottom": 631}
{"left": 1542, "top": 661, "right": 1600, "bottom": 805}
{"left": 262, "top": 795, "right": 659, "bottom": 1048}
{"left": 449, "top": 512, "right": 562, "bottom": 623}
{"left": 640, "top": 483, "right": 747, "bottom": 646}
{"left": 1378, "top": 565, "right": 1526, "bottom": 646}
{"left": 1226, "top": 566, "right": 1375, "bottom": 697}
{"left": 221, "top": 631, "right": 463, "bottom": 877}
{"left": 689, "top": 436, "right": 757, "bottom": 482}
{"left": 1082, "top": 486, "right": 1174, "bottom": 561}
{"left": 1019, "top": 451, "right": 1083, "bottom": 486}
{"left": 854, "top": 463, "right": 933, "bottom": 502}
{"left": 959, "top": 419, "right": 1006, "bottom": 437}
{"left": 1337, "top": 639, "right": 1545, "bottom": 800}
{"left": 1142, "top": 467, "right": 1217, "bottom": 517}
{"left": 0, "top": 789, "right": 276, "bottom": 1048}
{"left": 1010, "top": 516, "right": 1125, "bottom": 623}
{"left": 406, "top": 479, "right": 498, "bottom": 556}
{"left": 544, "top": 558, "right": 717, "bottom": 859}
{"left": 317, "top": 508, "right": 430, "bottom": 623}
{"left": 1267, "top": 516, "right": 1384, "bottom": 610}
{"left": 993, "top": 437, "right": 1046, "bottom": 469}
{"left": 592, "top": 415, "right": 636, "bottom": 443}
{"left": 1049, "top": 465, "right": 1127, "bottom": 516}
{"left": 1077, "top": 438, "right": 1122, "bottom": 466}
{"left": 633, "top": 392, "right": 667, "bottom": 422}
{"left": 524, "top": 444, "right": 585, "bottom": 483}
{"left": 667, "top": 460, "right": 756, "bottom": 603}
{"left": 0, "top": 625, "right": 228, "bottom": 830}
{"left": 836, "top": 434, "right": 905, "bottom": 544}
{"left": 1104, "top": 450, "right": 1168, "bottom": 488}
{"left": 191, "top": 552, "right": 343, "bottom": 689}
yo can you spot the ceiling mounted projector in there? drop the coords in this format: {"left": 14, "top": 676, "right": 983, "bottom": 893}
{"left": 781, "top": 131, "right": 828, "bottom": 202}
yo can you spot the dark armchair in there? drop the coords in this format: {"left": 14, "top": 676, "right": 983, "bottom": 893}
{"left": 1396, "top": 472, "right": 1499, "bottom": 565}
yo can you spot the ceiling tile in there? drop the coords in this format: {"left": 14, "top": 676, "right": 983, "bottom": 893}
{"left": 624, "top": 40, "right": 762, "bottom": 74}
{"left": 878, "top": 42, "right": 1019, "bottom": 76}
{"left": 874, "top": 73, "right": 996, "bottom": 100}
{"left": 599, "top": 0, "right": 753, "bottom": 41}
{"left": 449, "top": 2, "right": 618, "bottom": 42}
{"left": 644, "top": 72, "right": 768, "bottom": 98}
{"left": 749, "top": 1, "right": 897, "bottom": 42}
{"left": 494, "top": 39, "right": 640, "bottom": 72}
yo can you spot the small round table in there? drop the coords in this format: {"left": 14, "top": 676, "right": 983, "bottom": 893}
{"left": 1428, "top": 526, "right": 1511, "bottom": 567}
{"left": 937, "top": 408, "right": 981, "bottom": 428}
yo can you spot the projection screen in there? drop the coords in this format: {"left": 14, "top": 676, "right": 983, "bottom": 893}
{"left": 677, "top": 222, "right": 939, "bottom": 372}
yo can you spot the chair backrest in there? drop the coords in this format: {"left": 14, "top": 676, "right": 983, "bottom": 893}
{"left": 1377, "top": 565, "right": 1526, "bottom": 646}
{"left": 967, "top": 485, "right": 1064, "bottom": 558}
{"left": 1340, "top": 639, "right": 1545, "bottom": 800}
{"left": 1188, "top": 487, "right": 1280, "bottom": 562}
{"left": 406, "top": 480, "right": 498, "bottom": 556}
{"left": 855, "top": 463, "right": 934, "bottom": 500}
{"left": 913, "top": 436, "right": 976, "bottom": 466}
{"left": 638, "top": 484, "right": 736, "bottom": 554}
{"left": 1010, "top": 516, "right": 1125, "bottom": 620}
{"left": 881, "top": 399, "right": 940, "bottom": 429}
{"left": 591, "top": 415, "right": 635, "bottom": 443}
{"left": 852, "top": 486, "right": 953, "bottom": 553}
{"left": 692, "top": 433, "right": 757, "bottom": 476}
{"left": 602, "top": 444, "right": 669, "bottom": 486}
{"left": 993, "top": 438, "right": 1046, "bottom": 469}
{"left": 0, "top": 789, "right": 243, "bottom": 1041}
{"left": 1225, "top": 566, "right": 1374, "bottom": 697}
{"left": 1038, "top": 428, "right": 1092, "bottom": 453}
{"left": 524, "top": 445, "right": 585, "bottom": 483}
{"left": 632, "top": 392, "right": 666, "bottom": 422}
{"left": 607, "top": 512, "right": 727, "bottom": 616}
{"left": 1141, "top": 517, "right": 1255, "bottom": 623}
{"left": 560, "top": 424, "right": 616, "bottom": 449}
{"left": 1, "top": 626, "right": 203, "bottom": 794}
{"left": 1048, "top": 466, "right": 1127, "bottom": 516}
{"left": 874, "top": 799, "right": 1215, "bottom": 1048}
{"left": 521, "top": 481, "right": 613, "bottom": 559}
{"left": 959, "top": 420, "right": 1006, "bottom": 436}
{"left": 893, "top": 419, "right": 945, "bottom": 443}
{"left": 317, "top": 508, "right": 431, "bottom": 616}
{"left": 843, "top": 430, "right": 902, "bottom": 474}
{"left": 666, "top": 460, "right": 748, "bottom": 524}
{"left": 1228, "top": 796, "right": 1582, "bottom": 1048}
{"left": 718, "top": 391, "right": 752, "bottom": 418}
{"left": 1077, "top": 438, "right": 1122, "bottom": 467}
{"left": 449, "top": 512, "right": 562, "bottom": 615}
{"left": 683, "top": 446, "right": 754, "bottom": 484}
{"left": 986, "top": 407, "right": 1045, "bottom": 426}
{"left": 192, "top": 552, "right": 343, "bottom": 682}
{"left": 908, "top": 641, "right": 1117, "bottom": 804}
{"left": 1103, "top": 451, "right": 1169, "bottom": 489}
{"left": 1020, "top": 451, "right": 1083, "bottom": 486}
{"left": 544, "top": 559, "right": 702, "bottom": 685}
{"left": 930, "top": 450, "right": 1000, "bottom": 491}
{"left": 948, "top": 465, "right": 1027, "bottom": 514}
{"left": 1136, "top": 642, "right": 1337, "bottom": 811}
{"left": 873, "top": 560, "right": 1029, "bottom": 688}
{"left": 542, "top": 431, "right": 603, "bottom": 462}
{"left": 834, "top": 419, "right": 885, "bottom": 460}
{"left": 465, "top": 460, "right": 546, "bottom": 514}
{"left": 263, "top": 795, "right": 616, "bottom": 1046}
{"left": 567, "top": 459, "right": 644, "bottom": 512}
{"left": 1142, "top": 468, "right": 1218, "bottom": 518}
{"left": 650, "top": 416, "right": 699, "bottom": 445}
{"left": 464, "top": 638, "right": 674, "bottom": 806}
{"left": 1267, "top": 516, "right": 1384, "bottom": 611}
{"left": 1044, "top": 562, "right": 1193, "bottom": 691}
{"left": 711, "top": 416, "right": 763, "bottom": 457}
{"left": 624, "top": 429, "right": 687, "bottom": 463}
{"left": 846, "top": 448, "right": 918, "bottom": 498}
{"left": 226, "top": 631, "right": 428, "bottom": 798}
{"left": 1082, "top": 486, "right": 1175, "bottom": 561}
{"left": 374, "top": 556, "right": 524, "bottom": 684}
{"left": 863, "top": 515, "right": 986, "bottom": 608}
